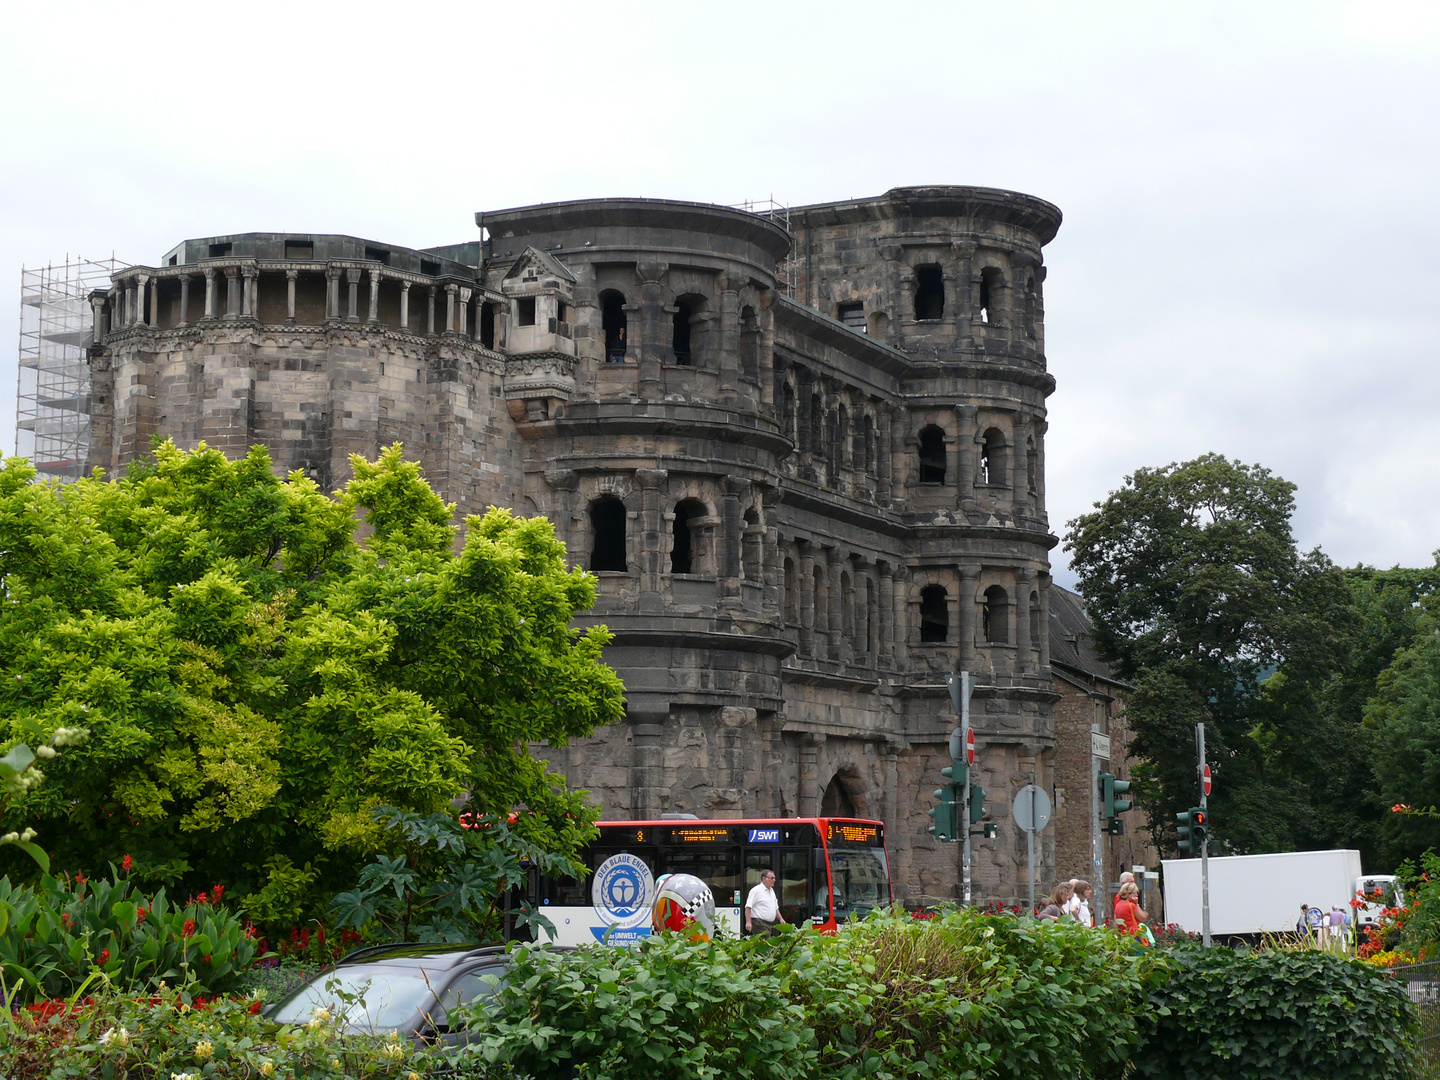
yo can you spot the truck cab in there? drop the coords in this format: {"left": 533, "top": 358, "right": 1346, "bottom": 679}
{"left": 1354, "top": 875, "right": 1404, "bottom": 929}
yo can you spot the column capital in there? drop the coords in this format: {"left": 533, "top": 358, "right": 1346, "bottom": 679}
{"left": 285, "top": 268, "right": 298, "bottom": 281}
{"left": 444, "top": 282, "right": 458, "bottom": 296}
{"left": 399, "top": 280, "right": 411, "bottom": 293}
{"left": 346, "top": 268, "right": 362, "bottom": 284}
{"left": 634, "top": 467, "right": 668, "bottom": 490}
{"left": 723, "top": 474, "right": 750, "bottom": 497}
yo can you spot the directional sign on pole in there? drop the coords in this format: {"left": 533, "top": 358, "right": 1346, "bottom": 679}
{"left": 1202, "top": 764, "right": 1212, "bottom": 797}
{"left": 1012, "top": 784, "right": 1052, "bottom": 833}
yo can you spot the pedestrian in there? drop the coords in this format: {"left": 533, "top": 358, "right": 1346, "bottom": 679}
{"left": 1113, "top": 881, "right": 1148, "bottom": 942}
{"left": 1296, "top": 903, "right": 1309, "bottom": 934}
{"left": 1038, "top": 882, "right": 1073, "bottom": 921}
{"left": 1329, "top": 906, "right": 1346, "bottom": 950}
{"left": 1114, "top": 871, "right": 1136, "bottom": 923}
{"left": 744, "top": 869, "right": 786, "bottom": 936}
{"left": 1065, "top": 879, "right": 1094, "bottom": 926}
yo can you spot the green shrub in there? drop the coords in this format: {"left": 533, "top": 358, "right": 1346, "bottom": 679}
{"left": 462, "top": 906, "right": 1159, "bottom": 1080}
{"left": 1135, "top": 945, "right": 1418, "bottom": 1080}
{"left": 0, "top": 866, "right": 260, "bottom": 1003}
{"left": 1, "top": 987, "right": 450, "bottom": 1079}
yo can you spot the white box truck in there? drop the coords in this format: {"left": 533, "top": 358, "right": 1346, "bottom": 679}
{"left": 1161, "top": 849, "right": 1365, "bottom": 936}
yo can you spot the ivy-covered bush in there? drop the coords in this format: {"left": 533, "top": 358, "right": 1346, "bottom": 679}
{"left": 462, "top": 906, "right": 1159, "bottom": 1080}
{"left": 0, "top": 866, "right": 260, "bottom": 1003}
{"left": 1134, "top": 945, "right": 1417, "bottom": 1080}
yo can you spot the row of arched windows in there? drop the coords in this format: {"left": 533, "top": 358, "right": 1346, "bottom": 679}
{"left": 916, "top": 424, "right": 1038, "bottom": 492}
{"left": 587, "top": 495, "right": 758, "bottom": 578}
{"left": 916, "top": 583, "right": 1041, "bottom": 646}
{"left": 598, "top": 288, "right": 758, "bottom": 373}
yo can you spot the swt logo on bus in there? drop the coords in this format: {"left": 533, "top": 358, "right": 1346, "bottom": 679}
{"left": 747, "top": 829, "right": 780, "bottom": 843}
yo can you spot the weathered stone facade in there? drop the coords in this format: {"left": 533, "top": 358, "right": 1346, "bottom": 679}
{"left": 85, "top": 187, "right": 1095, "bottom": 904}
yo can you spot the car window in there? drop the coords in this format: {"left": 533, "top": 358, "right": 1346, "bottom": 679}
{"left": 270, "top": 965, "right": 440, "bottom": 1033}
{"left": 435, "top": 964, "right": 508, "bottom": 1025}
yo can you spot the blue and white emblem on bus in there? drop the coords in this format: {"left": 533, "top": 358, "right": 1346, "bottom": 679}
{"left": 748, "top": 828, "right": 779, "bottom": 843}
{"left": 590, "top": 853, "right": 655, "bottom": 944}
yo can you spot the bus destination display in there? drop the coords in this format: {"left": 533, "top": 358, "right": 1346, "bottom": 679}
{"left": 828, "top": 821, "right": 883, "bottom": 846}
{"left": 667, "top": 826, "right": 734, "bottom": 844}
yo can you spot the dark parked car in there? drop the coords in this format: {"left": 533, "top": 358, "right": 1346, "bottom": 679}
{"left": 266, "top": 942, "right": 512, "bottom": 1047}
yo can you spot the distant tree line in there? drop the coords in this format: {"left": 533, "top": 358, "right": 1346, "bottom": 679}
{"left": 1067, "top": 453, "right": 1440, "bottom": 870}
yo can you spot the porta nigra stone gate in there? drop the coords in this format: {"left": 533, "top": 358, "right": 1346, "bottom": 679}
{"left": 85, "top": 187, "right": 1072, "bottom": 905}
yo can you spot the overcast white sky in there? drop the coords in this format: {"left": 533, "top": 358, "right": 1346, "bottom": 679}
{"left": 3, "top": 1, "right": 1436, "bottom": 586}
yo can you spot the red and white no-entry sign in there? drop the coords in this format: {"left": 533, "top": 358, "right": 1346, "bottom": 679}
{"left": 1202, "top": 764, "right": 1212, "bottom": 797}
{"left": 966, "top": 728, "right": 976, "bottom": 766}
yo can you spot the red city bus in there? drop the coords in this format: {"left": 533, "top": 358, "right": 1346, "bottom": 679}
{"left": 529, "top": 817, "right": 892, "bottom": 945}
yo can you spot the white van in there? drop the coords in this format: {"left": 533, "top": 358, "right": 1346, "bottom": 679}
{"left": 1354, "top": 874, "right": 1404, "bottom": 929}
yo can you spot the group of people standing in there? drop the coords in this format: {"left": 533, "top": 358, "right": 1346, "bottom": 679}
{"left": 1037, "top": 871, "right": 1154, "bottom": 944}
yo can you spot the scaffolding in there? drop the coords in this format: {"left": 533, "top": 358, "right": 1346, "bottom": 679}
{"left": 733, "top": 197, "right": 795, "bottom": 298}
{"left": 15, "top": 256, "right": 123, "bottom": 481}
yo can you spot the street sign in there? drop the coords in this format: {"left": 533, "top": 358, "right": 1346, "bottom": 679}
{"left": 1012, "top": 784, "right": 1052, "bottom": 833}
{"left": 1090, "top": 731, "right": 1111, "bottom": 760}
{"left": 966, "top": 728, "right": 976, "bottom": 766}
{"left": 1202, "top": 764, "right": 1212, "bottom": 797}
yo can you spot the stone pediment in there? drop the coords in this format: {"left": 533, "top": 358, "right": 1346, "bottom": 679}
{"left": 501, "top": 247, "right": 577, "bottom": 293}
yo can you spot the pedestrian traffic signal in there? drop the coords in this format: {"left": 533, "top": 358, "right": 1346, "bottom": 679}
{"left": 969, "top": 782, "right": 986, "bottom": 825}
{"left": 1106, "top": 818, "right": 1125, "bottom": 836}
{"left": 928, "top": 784, "right": 958, "bottom": 842}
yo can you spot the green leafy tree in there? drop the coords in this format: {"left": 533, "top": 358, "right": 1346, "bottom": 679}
{"left": 0, "top": 441, "right": 625, "bottom": 911}
{"left": 1065, "top": 454, "right": 1352, "bottom": 855}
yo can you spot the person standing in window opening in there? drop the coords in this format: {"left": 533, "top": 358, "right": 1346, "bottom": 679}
{"left": 608, "top": 325, "right": 626, "bottom": 362}
{"left": 745, "top": 870, "right": 785, "bottom": 936}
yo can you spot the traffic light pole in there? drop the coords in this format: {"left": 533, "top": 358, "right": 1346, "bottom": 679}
{"left": 1197, "top": 722, "right": 1211, "bottom": 949}
{"left": 960, "top": 671, "right": 972, "bottom": 906}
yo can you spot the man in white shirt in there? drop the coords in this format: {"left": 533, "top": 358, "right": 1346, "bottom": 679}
{"left": 745, "top": 869, "right": 786, "bottom": 935}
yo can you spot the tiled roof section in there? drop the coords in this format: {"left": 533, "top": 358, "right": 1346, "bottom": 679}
{"left": 1049, "top": 585, "right": 1121, "bottom": 684}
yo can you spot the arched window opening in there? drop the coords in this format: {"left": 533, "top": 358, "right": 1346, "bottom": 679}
{"left": 811, "top": 392, "right": 826, "bottom": 458}
{"left": 672, "top": 300, "right": 693, "bottom": 364}
{"left": 1026, "top": 438, "right": 1037, "bottom": 494}
{"left": 868, "top": 311, "right": 889, "bottom": 338}
{"left": 782, "top": 382, "right": 797, "bottom": 444}
{"left": 918, "top": 425, "right": 946, "bottom": 484}
{"left": 837, "top": 302, "right": 866, "bottom": 332}
{"left": 920, "top": 585, "right": 949, "bottom": 643}
{"left": 601, "top": 290, "right": 627, "bottom": 362}
{"left": 784, "top": 557, "right": 798, "bottom": 622}
{"left": 914, "top": 265, "right": 944, "bottom": 321}
{"left": 742, "top": 506, "right": 761, "bottom": 583}
{"left": 983, "top": 586, "right": 1009, "bottom": 644}
{"left": 671, "top": 498, "right": 707, "bottom": 574}
{"left": 979, "top": 428, "right": 1006, "bottom": 487}
{"left": 589, "top": 497, "right": 627, "bottom": 572}
{"left": 740, "top": 305, "right": 759, "bottom": 381}
{"left": 979, "top": 267, "right": 1003, "bottom": 324}
{"left": 479, "top": 302, "right": 495, "bottom": 349}
{"left": 820, "top": 775, "right": 858, "bottom": 818}
{"left": 1029, "top": 591, "right": 1040, "bottom": 647}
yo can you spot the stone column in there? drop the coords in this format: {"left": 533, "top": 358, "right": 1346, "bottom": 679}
{"left": 716, "top": 271, "right": 740, "bottom": 402}
{"left": 879, "top": 563, "right": 895, "bottom": 669}
{"left": 1037, "top": 575, "right": 1051, "bottom": 672}
{"left": 346, "top": 269, "right": 361, "bottom": 322}
{"left": 1015, "top": 569, "right": 1033, "bottom": 673}
{"left": 721, "top": 474, "right": 746, "bottom": 607}
{"left": 635, "top": 261, "right": 668, "bottom": 400}
{"left": 325, "top": 267, "right": 340, "bottom": 320}
{"left": 457, "top": 287, "right": 471, "bottom": 337}
{"left": 426, "top": 287, "right": 436, "bottom": 335}
{"left": 241, "top": 268, "right": 256, "bottom": 318}
{"left": 959, "top": 564, "right": 980, "bottom": 673}
{"left": 177, "top": 275, "right": 191, "bottom": 327}
{"left": 203, "top": 269, "right": 217, "bottom": 320}
{"left": 757, "top": 288, "right": 776, "bottom": 407}
{"left": 956, "top": 404, "right": 978, "bottom": 510}
{"left": 90, "top": 294, "right": 106, "bottom": 345}
{"left": 629, "top": 703, "right": 670, "bottom": 820}
{"left": 368, "top": 267, "right": 382, "bottom": 323}
{"left": 223, "top": 269, "right": 239, "bottom": 320}
{"left": 828, "top": 553, "right": 844, "bottom": 661}
{"left": 891, "top": 566, "right": 908, "bottom": 672}
{"left": 444, "top": 284, "right": 457, "bottom": 334}
{"left": 888, "top": 405, "right": 908, "bottom": 510}
{"left": 798, "top": 542, "right": 815, "bottom": 658}
{"left": 635, "top": 468, "right": 668, "bottom": 613}
{"left": 1033, "top": 418, "right": 1048, "bottom": 516}
{"left": 800, "top": 733, "right": 826, "bottom": 817}
{"left": 285, "top": 270, "right": 297, "bottom": 322}
{"left": 399, "top": 281, "right": 410, "bottom": 330}
{"left": 148, "top": 277, "right": 159, "bottom": 327}
{"left": 876, "top": 404, "right": 892, "bottom": 502}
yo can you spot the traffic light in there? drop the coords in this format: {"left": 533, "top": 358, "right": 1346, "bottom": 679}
{"left": 1100, "top": 773, "right": 1134, "bottom": 819}
{"left": 1176, "top": 806, "right": 1207, "bottom": 855}
{"left": 928, "top": 784, "right": 958, "bottom": 842}
{"left": 969, "top": 782, "right": 985, "bottom": 825}
{"left": 942, "top": 762, "right": 966, "bottom": 786}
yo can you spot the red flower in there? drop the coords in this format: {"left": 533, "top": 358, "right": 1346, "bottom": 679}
{"left": 121, "top": 853, "right": 133, "bottom": 873}
{"left": 211, "top": 885, "right": 224, "bottom": 903}
{"left": 61, "top": 912, "right": 72, "bottom": 925}
{"left": 98, "top": 949, "right": 110, "bottom": 964}
{"left": 135, "top": 907, "right": 147, "bottom": 922}
{"left": 249, "top": 1000, "right": 263, "bottom": 1014}
{"left": 201, "top": 954, "right": 211, "bottom": 964}
{"left": 75, "top": 873, "right": 87, "bottom": 886}
{"left": 182, "top": 919, "right": 195, "bottom": 938}
{"left": 195, "top": 891, "right": 209, "bottom": 904}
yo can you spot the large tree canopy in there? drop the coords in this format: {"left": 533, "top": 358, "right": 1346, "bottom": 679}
{"left": 1065, "top": 454, "right": 1353, "bottom": 856}
{"left": 0, "top": 441, "right": 626, "bottom": 904}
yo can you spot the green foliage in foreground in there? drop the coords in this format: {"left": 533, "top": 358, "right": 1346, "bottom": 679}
{"left": 0, "top": 441, "right": 625, "bottom": 919}
{"left": 1136, "top": 945, "right": 1417, "bottom": 1080}
{"left": 463, "top": 907, "right": 1160, "bottom": 1080}
{"left": 0, "top": 866, "right": 260, "bottom": 1004}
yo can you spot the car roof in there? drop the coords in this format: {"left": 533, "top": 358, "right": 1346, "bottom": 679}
{"left": 335, "top": 943, "right": 509, "bottom": 970}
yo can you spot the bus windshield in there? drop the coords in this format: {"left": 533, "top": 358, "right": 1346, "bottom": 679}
{"left": 827, "top": 846, "right": 889, "bottom": 921}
